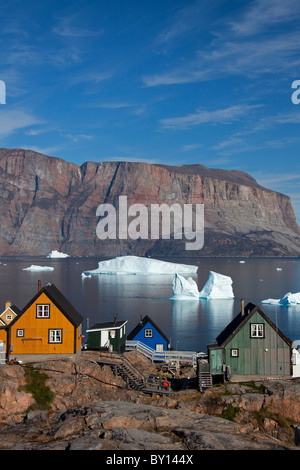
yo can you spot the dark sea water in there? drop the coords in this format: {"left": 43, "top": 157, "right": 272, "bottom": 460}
{"left": 1, "top": 256, "right": 300, "bottom": 353}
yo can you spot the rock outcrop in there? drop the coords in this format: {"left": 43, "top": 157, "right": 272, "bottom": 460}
{"left": 0, "top": 352, "right": 300, "bottom": 450}
{"left": 0, "top": 148, "right": 300, "bottom": 257}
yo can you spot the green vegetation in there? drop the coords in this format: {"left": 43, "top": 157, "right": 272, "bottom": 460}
{"left": 20, "top": 365, "right": 55, "bottom": 411}
{"left": 222, "top": 403, "right": 241, "bottom": 421}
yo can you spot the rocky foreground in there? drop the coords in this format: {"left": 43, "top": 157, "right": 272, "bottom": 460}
{"left": 0, "top": 351, "right": 300, "bottom": 450}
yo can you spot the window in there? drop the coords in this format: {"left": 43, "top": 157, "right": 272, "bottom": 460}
{"left": 144, "top": 329, "right": 153, "bottom": 338}
{"left": 251, "top": 323, "right": 264, "bottom": 338}
{"left": 49, "top": 329, "right": 62, "bottom": 343}
{"left": 17, "top": 329, "right": 24, "bottom": 337}
{"left": 36, "top": 304, "right": 50, "bottom": 318}
{"left": 230, "top": 348, "right": 239, "bottom": 357}
{"left": 6, "top": 314, "right": 12, "bottom": 322}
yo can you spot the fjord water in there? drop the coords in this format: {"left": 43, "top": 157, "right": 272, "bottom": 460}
{"left": 1, "top": 256, "right": 300, "bottom": 353}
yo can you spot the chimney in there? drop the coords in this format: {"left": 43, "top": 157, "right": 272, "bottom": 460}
{"left": 241, "top": 299, "right": 245, "bottom": 316}
{"left": 38, "top": 280, "right": 41, "bottom": 292}
{"left": 5, "top": 301, "right": 11, "bottom": 309}
{"left": 114, "top": 314, "right": 117, "bottom": 325}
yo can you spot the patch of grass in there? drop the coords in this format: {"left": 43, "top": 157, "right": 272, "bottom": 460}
{"left": 239, "top": 381, "right": 264, "bottom": 393}
{"left": 222, "top": 403, "right": 241, "bottom": 422}
{"left": 20, "top": 365, "right": 55, "bottom": 411}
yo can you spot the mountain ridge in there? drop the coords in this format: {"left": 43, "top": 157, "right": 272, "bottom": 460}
{"left": 0, "top": 147, "right": 299, "bottom": 257}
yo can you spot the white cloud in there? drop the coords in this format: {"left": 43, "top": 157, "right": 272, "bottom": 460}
{"left": 160, "top": 105, "right": 261, "bottom": 129}
{"left": 0, "top": 109, "right": 42, "bottom": 139}
{"left": 53, "top": 15, "right": 104, "bottom": 38}
{"left": 229, "top": 0, "right": 300, "bottom": 36}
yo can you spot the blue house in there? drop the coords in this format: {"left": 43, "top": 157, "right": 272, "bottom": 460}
{"left": 127, "top": 315, "right": 170, "bottom": 352}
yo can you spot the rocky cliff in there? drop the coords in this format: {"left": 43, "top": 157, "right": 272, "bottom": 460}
{"left": 0, "top": 352, "right": 299, "bottom": 450}
{"left": 1, "top": 147, "right": 300, "bottom": 257}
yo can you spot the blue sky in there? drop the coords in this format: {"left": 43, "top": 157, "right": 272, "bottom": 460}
{"left": 1, "top": 0, "right": 300, "bottom": 221}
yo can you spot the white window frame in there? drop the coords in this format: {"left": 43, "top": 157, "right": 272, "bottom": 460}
{"left": 17, "top": 329, "right": 24, "bottom": 337}
{"left": 37, "top": 304, "right": 50, "bottom": 318}
{"left": 49, "top": 329, "right": 62, "bottom": 343}
{"left": 230, "top": 348, "right": 239, "bottom": 357}
{"left": 251, "top": 323, "right": 264, "bottom": 338}
{"left": 144, "top": 328, "right": 153, "bottom": 338}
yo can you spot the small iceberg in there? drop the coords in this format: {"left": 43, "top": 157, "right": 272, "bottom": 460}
{"left": 47, "top": 250, "right": 70, "bottom": 258}
{"left": 82, "top": 255, "right": 198, "bottom": 275}
{"left": 81, "top": 272, "right": 92, "bottom": 279}
{"left": 23, "top": 265, "right": 54, "bottom": 271}
{"left": 171, "top": 273, "right": 200, "bottom": 299}
{"left": 171, "top": 271, "right": 234, "bottom": 299}
{"left": 199, "top": 271, "right": 234, "bottom": 299}
{"left": 262, "top": 292, "right": 300, "bottom": 305}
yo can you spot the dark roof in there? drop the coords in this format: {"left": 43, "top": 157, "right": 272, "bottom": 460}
{"left": 213, "top": 302, "right": 292, "bottom": 347}
{"left": 8, "top": 305, "right": 21, "bottom": 316}
{"left": 10, "top": 283, "right": 83, "bottom": 327}
{"left": 127, "top": 315, "right": 169, "bottom": 342}
{"left": 87, "top": 320, "right": 127, "bottom": 331}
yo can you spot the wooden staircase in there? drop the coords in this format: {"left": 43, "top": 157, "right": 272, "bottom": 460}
{"left": 95, "top": 351, "right": 171, "bottom": 395}
{"left": 197, "top": 358, "right": 213, "bottom": 391}
{"left": 96, "top": 351, "right": 145, "bottom": 390}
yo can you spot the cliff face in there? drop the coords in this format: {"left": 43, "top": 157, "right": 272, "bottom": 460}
{"left": 0, "top": 147, "right": 300, "bottom": 257}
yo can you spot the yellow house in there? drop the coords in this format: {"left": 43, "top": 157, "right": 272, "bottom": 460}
{"left": 0, "top": 302, "right": 20, "bottom": 325}
{"left": 8, "top": 283, "right": 83, "bottom": 359}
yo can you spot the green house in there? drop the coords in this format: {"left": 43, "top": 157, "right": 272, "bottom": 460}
{"left": 87, "top": 319, "right": 127, "bottom": 353}
{"left": 207, "top": 302, "right": 292, "bottom": 379}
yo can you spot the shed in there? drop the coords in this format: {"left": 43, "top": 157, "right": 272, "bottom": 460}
{"left": 207, "top": 301, "right": 292, "bottom": 379}
{"left": 87, "top": 318, "right": 127, "bottom": 352}
{"left": 127, "top": 315, "right": 169, "bottom": 352}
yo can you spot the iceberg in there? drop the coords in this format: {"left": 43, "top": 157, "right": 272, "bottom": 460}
{"left": 198, "top": 271, "right": 234, "bottom": 299}
{"left": 81, "top": 272, "right": 92, "bottom": 279}
{"left": 262, "top": 292, "right": 300, "bottom": 305}
{"left": 171, "top": 273, "right": 200, "bottom": 299}
{"left": 47, "top": 250, "right": 70, "bottom": 258}
{"left": 82, "top": 255, "right": 198, "bottom": 275}
{"left": 171, "top": 271, "right": 234, "bottom": 299}
{"left": 23, "top": 265, "right": 54, "bottom": 271}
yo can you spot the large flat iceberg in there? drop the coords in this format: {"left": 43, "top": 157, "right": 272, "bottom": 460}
{"left": 47, "top": 250, "right": 70, "bottom": 258}
{"left": 171, "top": 271, "right": 234, "bottom": 299}
{"left": 262, "top": 292, "right": 300, "bottom": 305}
{"left": 82, "top": 255, "right": 198, "bottom": 275}
{"left": 23, "top": 265, "right": 54, "bottom": 271}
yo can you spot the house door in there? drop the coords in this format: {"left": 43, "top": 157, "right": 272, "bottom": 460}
{"left": 101, "top": 331, "right": 109, "bottom": 347}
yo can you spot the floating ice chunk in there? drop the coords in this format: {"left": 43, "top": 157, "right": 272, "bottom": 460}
{"left": 82, "top": 255, "right": 198, "bottom": 275}
{"left": 171, "top": 273, "right": 200, "bottom": 299}
{"left": 171, "top": 271, "right": 234, "bottom": 299}
{"left": 199, "top": 271, "right": 234, "bottom": 299}
{"left": 262, "top": 292, "right": 300, "bottom": 305}
{"left": 23, "top": 265, "right": 54, "bottom": 271}
{"left": 81, "top": 272, "right": 92, "bottom": 279}
{"left": 276, "top": 267, "right": 282, "bottom": 271}
{"left": 47, "top": 250, "right": 70, "bottom": 258}
{"left": 239, "top": 260, "right": 245, "bottom": 264}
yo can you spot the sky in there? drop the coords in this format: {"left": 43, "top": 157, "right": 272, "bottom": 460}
{"left": 1, "top": 0, "right": 300, "bottom": 221}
